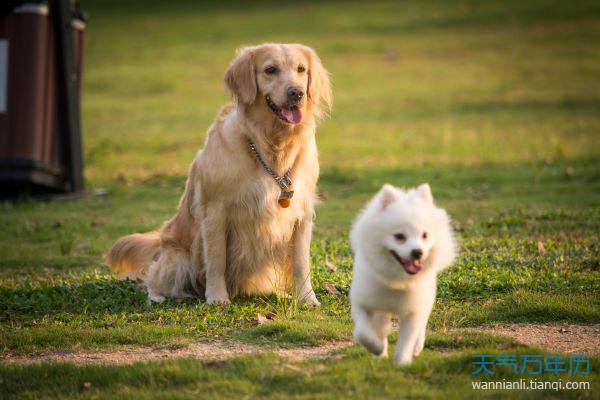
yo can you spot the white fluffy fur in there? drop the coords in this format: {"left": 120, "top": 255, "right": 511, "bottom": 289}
{"left": 350, "top": 183, "right": 457, "bottom": 365}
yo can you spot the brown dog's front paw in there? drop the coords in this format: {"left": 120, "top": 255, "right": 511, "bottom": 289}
{"left": 206, "top": 296, "right": 230, "bottom": 306}
{"left": 205, "top": 288, "right": 231, "bottom": 305}
{"left": 301, "top": 291, "right": 321, "bottom": 308}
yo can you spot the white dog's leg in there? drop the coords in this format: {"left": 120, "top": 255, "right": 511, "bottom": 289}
{"left": 413, "top": 325, "right": 427, "bottom": 357}
{"left": 291, "top": 215, "right": 320, "bottom": 307}
{"left": 372, "top": 311, "right": 392, "bottom": 358}
{"left": 352, "top": 306, "right": 385, "bottom": 356}
{"left": 393, "top": 314, "right": 423, "bottom": 366}
{"left": 202, "top": 203, "right": 230, "bottom": 305}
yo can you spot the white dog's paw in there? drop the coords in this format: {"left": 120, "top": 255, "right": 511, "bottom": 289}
{"left": 354, "top": 330, "right": 385, "bottom": 356}
{"left": 413, "top": 333, "right": 425, "bottom": 357}
{"left": 377, "top": 340, "right": 389, "bottom": 359}
{"left": 413, "top": 344, "right": 424, "bottom": 357}
{"left": 393, "top": 354, "right": 413, "bottom": 366}
{"left": 373, "top": 345, "right": 388, "bottom": 359}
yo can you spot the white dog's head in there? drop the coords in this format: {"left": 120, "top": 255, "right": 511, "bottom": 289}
{"left": 351, "top": 183, "right": 456, "bottom": 278}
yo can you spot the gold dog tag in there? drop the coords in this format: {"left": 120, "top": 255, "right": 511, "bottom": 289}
{"left": 278, "top": 191, "right": 294, "bottom": 208}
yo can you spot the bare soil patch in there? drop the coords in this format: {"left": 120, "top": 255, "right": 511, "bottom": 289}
{"left": 1, "top": 340, "right": 353, "bottom": 366}
{"left": 2, "top": 324, "right": 597, "bottom": 366}
{"left": 480, "top": 323, "right": 600, "bottom": 354}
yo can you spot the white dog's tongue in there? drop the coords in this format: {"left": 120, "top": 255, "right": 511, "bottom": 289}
{"left": 404, "top": 261, "right": 422, "bottom": 275}
{"left": 281, "top": 108, "right": 302, "bottom": 124}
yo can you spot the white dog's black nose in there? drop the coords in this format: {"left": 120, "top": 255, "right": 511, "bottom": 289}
{"left": 411, "top": 249, "right": 423, "bottom": 260}
{"left": 287, "top": 86, "right": 304, "bottom": 103}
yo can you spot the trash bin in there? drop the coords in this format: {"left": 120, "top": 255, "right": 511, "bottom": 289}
{"left": 0, "top": 0, "right": 85, "bottom": 197}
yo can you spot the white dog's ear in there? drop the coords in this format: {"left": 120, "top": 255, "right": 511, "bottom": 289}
{"left": 379, "top": 184, "right": 397, "bottom": 210}
{"left": 224, "top": 47, "right": 257, "bottom": 105}
{"left": 297, "top": 45, "right": 332, "bottom": 119}
{"left": 415, "top": 183, "right": 434, "bottom": 204}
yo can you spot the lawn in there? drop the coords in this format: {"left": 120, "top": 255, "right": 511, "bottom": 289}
{"left": 1, "top": 0, "right": 599, "bottom": 398}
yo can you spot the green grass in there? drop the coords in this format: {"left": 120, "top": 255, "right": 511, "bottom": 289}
{"left": 1, "top": 0, "right": 599, "bottom": 398}
{"left": 1, "top": 343, "right": 598, "bottom": 399}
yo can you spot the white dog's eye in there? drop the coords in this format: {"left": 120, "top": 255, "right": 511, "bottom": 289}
{"left": 264, "top": 66, "right": 279, "bottom": 75}
{"left": 297, "top": 65, "right": 306, "bottom": 73}
{"left": 422, "top": 232, "right": 428, "bottom": 240}
{"left": 394, "top": 233, "right": 406, "bottom": 242}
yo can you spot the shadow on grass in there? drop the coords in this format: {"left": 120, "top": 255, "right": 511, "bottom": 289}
{"left": 0, "top": 279, "right": 150, "bottom": 322}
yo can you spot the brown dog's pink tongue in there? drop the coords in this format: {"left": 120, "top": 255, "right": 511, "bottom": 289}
{"left": 281, "top": 108, "right": 302, "bottom": 124}
{"left": 281, "top": 108, "right": 292, "bottom": 123}
{"left": 291, "top": 109, "right": 302, "bottom": 124}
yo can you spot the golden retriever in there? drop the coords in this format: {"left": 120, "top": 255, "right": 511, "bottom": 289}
{"left": 106, "top": 44, "right": 332, "bottom": 306}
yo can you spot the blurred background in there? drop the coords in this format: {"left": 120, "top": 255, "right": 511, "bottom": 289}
{"left": 2, "top": 0, "right": 598, "bottom": 259}
{"left": 80, "top": 0, "right": 599, "bottom": 177}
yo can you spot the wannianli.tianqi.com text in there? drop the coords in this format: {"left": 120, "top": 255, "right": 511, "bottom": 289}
{"left": 471, "top": 380, "right": 591, "bottom": 391}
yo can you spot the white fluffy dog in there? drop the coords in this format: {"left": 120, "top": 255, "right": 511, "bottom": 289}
{"left": 350, "top": 183, "right": 457, "bottom": 365}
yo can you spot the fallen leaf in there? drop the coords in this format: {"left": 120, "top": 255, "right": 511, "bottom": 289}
{"left": 537, "top": 240, "right": 546, "bottom": 254}
{"left": 325, "top": 261, "right": 337, "bottom": 272}
{"left": 266, "top": 310, "right": 277, "bottom": 320}
{"left": 253, "top": 313, "right": 270, "bottom": 325}
{"left": 323, "top": 282, "right": 341, "bottom": 296}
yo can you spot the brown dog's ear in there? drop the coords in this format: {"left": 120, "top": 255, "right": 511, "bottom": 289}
{"left": 298, "top": 45, "right": 333, "bottom": 119}
{"left": 224, "top": 47, "right": 257, "bottom": 105}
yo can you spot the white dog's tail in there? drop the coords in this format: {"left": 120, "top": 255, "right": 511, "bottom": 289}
{"left": 106, "top": 231, "right": 161, "bottom": 279}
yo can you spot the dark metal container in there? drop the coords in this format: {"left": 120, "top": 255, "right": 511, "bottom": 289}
{"left": 0, "top": 0, "right": 85, "bottom": 196}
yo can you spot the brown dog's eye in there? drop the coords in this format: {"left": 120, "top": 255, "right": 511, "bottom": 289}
{"left": 264, "top": 66, "right": 278, "bottom": 75}
{"left": 422, "top": 232, "right": 428, "bottom": 240}
{"left": 297, "top": 65, "right": 306, "bottom": 73}
{"left": 394, "top": 233, "right": 406, "bottom": 242}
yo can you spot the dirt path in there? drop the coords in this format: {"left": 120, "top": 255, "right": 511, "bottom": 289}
{"left": 481, "top": 323, "right": 600, "bottom": 354}
{"left": 2, "top": 324, "right": 598, "bottom": 366}
{"left": 1, "top": 340, "right": 353, "bottom": 366}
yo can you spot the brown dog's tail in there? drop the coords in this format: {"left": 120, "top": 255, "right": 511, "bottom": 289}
{"left": 105, "top": 231, "right": 161, "bottom": 279}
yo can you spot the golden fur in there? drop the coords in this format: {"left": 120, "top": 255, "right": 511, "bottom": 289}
{"left": 106, "top": 44, "right": 332, "bottom": 305}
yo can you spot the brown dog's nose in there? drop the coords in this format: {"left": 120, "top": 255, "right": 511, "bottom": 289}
{"left": 411, "top": 249, "right": 423, "bottom": 260}
{"left": 287, "top": 86, "right": 304, "bottom": 103}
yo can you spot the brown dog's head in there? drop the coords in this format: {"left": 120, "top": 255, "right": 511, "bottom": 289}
{"left": 224, "top": 44, "right": 332, "bottom": 126}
